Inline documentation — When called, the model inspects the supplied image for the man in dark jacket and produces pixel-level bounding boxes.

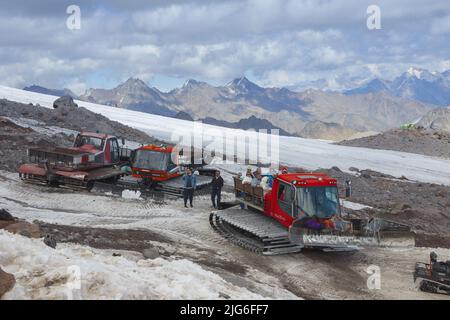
[183,168,197,208]
[211,170,224,209]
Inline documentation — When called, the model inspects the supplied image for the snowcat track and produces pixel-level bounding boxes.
[209,209,303,255]
[20,173,90,191]
[415,277,450,295]
[92,177,212,199]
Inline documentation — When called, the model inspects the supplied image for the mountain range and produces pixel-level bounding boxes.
[24,67,447,140]
[345,67,450,106]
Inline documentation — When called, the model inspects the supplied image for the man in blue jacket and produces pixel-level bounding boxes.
[183,168,197,208]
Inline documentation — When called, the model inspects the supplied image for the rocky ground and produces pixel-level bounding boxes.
[337,128,450,159]
[0,117,73,171]
[0,99,156,143]
[0,99,160,171]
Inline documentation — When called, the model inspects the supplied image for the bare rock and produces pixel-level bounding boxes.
[0,268,15,298]
[0,209,14,221]
[3,221,41,238]
[53,96,78,109]
[142,247,160,260]
[43,234,57,249]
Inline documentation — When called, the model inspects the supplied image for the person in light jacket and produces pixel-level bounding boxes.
[183,168,197,208]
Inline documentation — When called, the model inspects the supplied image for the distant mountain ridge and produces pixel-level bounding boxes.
[24,85,76,98]
[345,67,450,106]
[173,111,292,136]
[25,71,440,140]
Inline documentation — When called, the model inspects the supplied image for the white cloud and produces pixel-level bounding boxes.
[0,0,449,91]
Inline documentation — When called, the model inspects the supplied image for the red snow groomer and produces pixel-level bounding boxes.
[210,172,410,255]
[18,132,128,190]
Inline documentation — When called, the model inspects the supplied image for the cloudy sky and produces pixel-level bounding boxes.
[0,0,449,93]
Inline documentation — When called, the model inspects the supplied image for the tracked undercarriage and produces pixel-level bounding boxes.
[210,209,304,255]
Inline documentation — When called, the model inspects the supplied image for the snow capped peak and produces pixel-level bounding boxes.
[407,67,426,79]
[230,76,252,87]
[236,76,249,86]
[404,67,438,82]
[116,78,154,95]
[226,77,262,92]
[182,79,202,88]
[122,77,148,87]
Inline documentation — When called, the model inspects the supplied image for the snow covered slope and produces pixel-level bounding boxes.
[0,231,265,300]
[2,85,450,186]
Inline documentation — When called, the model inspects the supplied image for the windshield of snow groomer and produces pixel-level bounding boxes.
[296,186,340,219]
[132,150,170,171]
[75,136,104,150]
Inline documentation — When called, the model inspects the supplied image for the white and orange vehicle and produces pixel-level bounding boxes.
[125,144,214,196]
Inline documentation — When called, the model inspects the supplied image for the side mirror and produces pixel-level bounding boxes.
[121,137,126,145]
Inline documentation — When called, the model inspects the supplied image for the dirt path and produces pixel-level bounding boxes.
[1,170,449,300]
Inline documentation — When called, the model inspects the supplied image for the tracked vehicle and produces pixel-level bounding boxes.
[19,133,213,197]
[210,172,410,255]
[18,132,128,190]
[92,144,214,197]
[414,252,450,295]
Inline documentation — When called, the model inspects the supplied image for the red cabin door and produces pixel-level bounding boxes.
[272,181,296,227]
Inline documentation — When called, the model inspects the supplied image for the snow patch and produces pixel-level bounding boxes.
[121,189,142,200]
[5,116,78,137]
[342,200,372,211]
[0,231,265,300]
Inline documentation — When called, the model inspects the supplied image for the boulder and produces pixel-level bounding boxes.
[0,209,14,221]
[53,96,78,109]
[43,234,57,249]
[142,247,160,260]
[0,268,15,298]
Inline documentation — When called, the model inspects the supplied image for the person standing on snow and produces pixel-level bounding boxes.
[211,170,224,209]
[183,168,197,208]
